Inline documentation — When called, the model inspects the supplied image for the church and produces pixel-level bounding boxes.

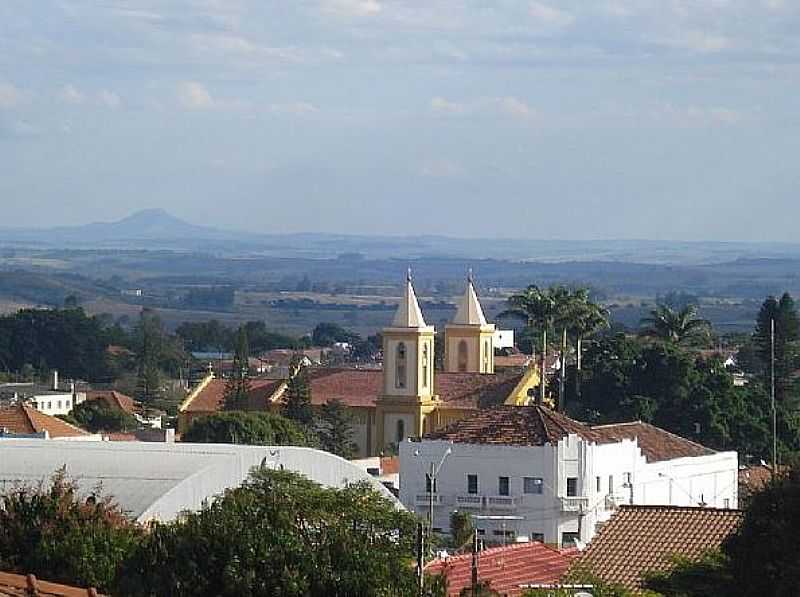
[179,274,541,457]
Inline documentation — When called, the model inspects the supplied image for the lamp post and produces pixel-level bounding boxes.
[413,446,452,592]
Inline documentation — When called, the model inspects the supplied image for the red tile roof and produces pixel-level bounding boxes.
[0,404,89,438]
[738,464,783,501]
[182,378,284,414]
[574,505,742,594]
[0,571,104,597]
[424,405,605,446]
[85,390,138,414]
[590,421,714,463]
[305,369,382,408]
[380,456,400,475]
[426,541,576,596]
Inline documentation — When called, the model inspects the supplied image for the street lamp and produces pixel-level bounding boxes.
[412,446,452,592]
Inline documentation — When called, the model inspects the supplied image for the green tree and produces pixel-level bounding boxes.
[723,466,800,596]
[134,309,164,403]
[500,285,559,405]
[283,364,315,427]
[753,292,800,402]
[311,322,359,347]
[0,470,141,593]
[318,399,357,459]
[183,412,316,446]
[643,551,734,597]
[66,400,139,433]
[115,468,420,597]
[224,325,252,410]
[639,303,711,345]
[449,511,474,550]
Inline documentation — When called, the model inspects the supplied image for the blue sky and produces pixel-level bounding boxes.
[1,0,798,241]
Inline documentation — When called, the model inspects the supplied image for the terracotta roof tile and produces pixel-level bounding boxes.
[424,405,605,446]
[426,541,576,596]
[305,369,382,407]
[0,404,89,438]
[182,378,284,414]
[590,421,714,463]
[0,571,104,597]
[85,390,138,414]
[738,464,784,501]
[574,505,742,594]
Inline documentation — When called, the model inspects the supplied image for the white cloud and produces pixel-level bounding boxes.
[177,81,214,109]
[267,102,319,116]
[58,84,85,104]
[0,82,22,108]
[658,104,745,126]
[98,90,122,108]
[663,30,732,52]
[420,158,464,178]
[322,0,381,17]
[430,96,536,121]
[528,2,575,27]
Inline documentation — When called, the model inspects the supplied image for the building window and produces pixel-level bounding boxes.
[422,343,429,388]
[498,476,510,496]
[523,477,543,495]
[531,532,544,543]
[493,529,515,538]
[458,340,468,372]
[66,400,70,409]
[396,419,405,444]
[467,474,478,494]
[57,400,62,409]
[395,342,407,389]
[477,528,486,536]
[596,476,601,493]
[483,339,489,370]
[561,532,580,547]
[566,477,578,497]
[724,498,730,509]
[608,475,614,494]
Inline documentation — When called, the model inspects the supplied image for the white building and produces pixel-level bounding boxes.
[0,441,402,523]
[399,405,737,548]
[0,372,86,417]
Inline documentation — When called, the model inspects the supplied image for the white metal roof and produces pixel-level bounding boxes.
[0,440,402,522]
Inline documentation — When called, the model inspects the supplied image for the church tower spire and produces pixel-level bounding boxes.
[375,271,438,452]
[445,271,496,373]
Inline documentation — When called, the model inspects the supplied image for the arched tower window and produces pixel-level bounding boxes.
[483,339,490,371]
[396,342,407,389]
[396,419,405,444]
[422,343,429,388]
[457,340,468,372]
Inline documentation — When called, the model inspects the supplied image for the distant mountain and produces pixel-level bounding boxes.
[1,209,250,244]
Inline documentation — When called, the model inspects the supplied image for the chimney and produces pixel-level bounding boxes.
[52,370,59,391]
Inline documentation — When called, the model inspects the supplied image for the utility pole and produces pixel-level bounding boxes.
[471,528,479,597]
[771,318,777,477]
[428,461,435,536]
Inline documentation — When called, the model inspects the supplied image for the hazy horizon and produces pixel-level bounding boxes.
[2,2,798,242]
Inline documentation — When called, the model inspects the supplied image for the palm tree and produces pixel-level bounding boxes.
[639,304,711,344]
[499,285,558,405]
[568,291,610,399]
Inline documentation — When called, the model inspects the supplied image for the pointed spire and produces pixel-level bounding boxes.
[392,270,427,328]
[452,272,488,326]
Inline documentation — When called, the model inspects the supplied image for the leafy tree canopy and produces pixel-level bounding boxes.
[183,411,317,447]
[65,399,140,433]
[116,468,420,597]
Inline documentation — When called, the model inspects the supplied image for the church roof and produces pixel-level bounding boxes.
[452,278,489,326]
[391,276,428,328]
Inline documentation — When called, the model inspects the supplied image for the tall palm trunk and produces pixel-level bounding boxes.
[575,335,583,399]
[558,328,567,412]
[540,328,547,405]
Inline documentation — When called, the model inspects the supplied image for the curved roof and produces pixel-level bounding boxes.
[0,440,402,523]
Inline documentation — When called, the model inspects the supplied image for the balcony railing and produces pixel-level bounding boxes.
[486,496,517,510]
[559,496,590,512]
[415,493,444,506]
[455,494,484,509]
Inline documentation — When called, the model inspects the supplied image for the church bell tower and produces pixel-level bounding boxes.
[375,271,438,451]
[444,272,496,374]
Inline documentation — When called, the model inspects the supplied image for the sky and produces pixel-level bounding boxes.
[1,0,799,241]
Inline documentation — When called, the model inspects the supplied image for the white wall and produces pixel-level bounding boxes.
[399,436,738,548]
